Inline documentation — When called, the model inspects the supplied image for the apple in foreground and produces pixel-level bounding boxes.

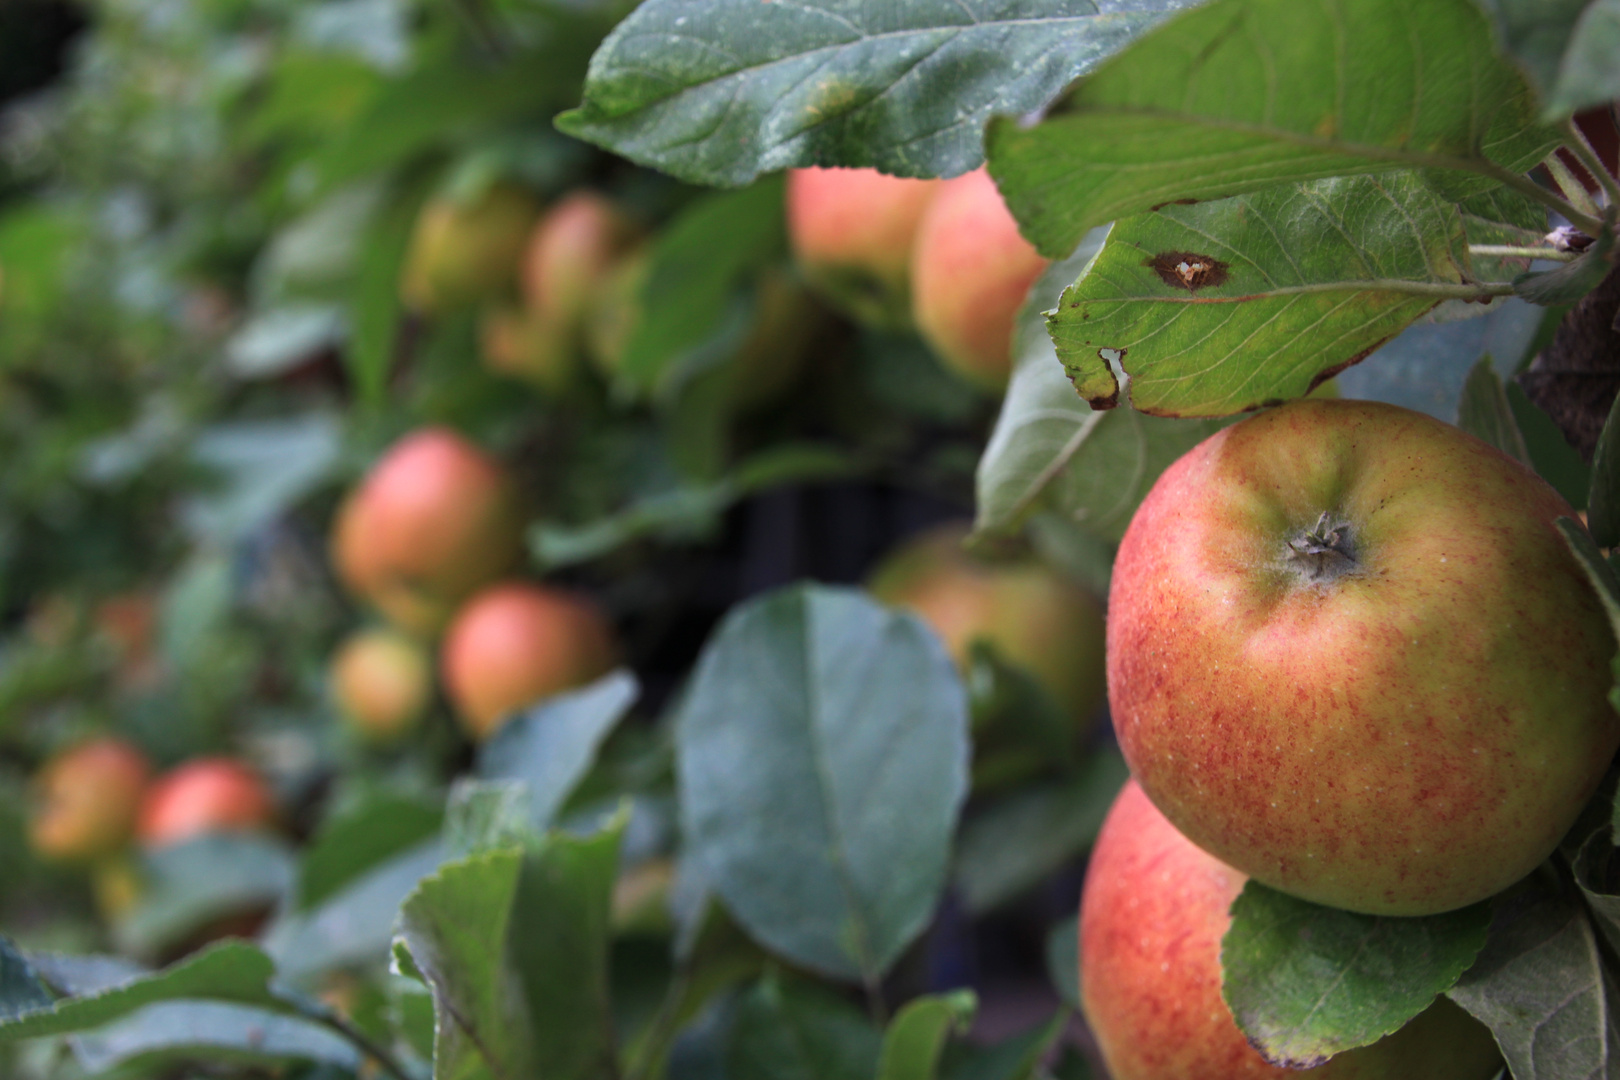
[441,582,617,740]
[137,758,276,848]
[1081,780,1502,1080]
[29,737,151,862]
[331,627,433,742]
[1109,398,1619,915]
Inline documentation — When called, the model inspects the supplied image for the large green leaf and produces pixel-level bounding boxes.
[556,0,1193,187]
[295,792,443,911]
[677,585,969,985]
[1221,883,1491,1065]
[69,1002,362,1075]
[1547,0,1620,117]
[987,0,1562,258]
[1050,174,1476,417]
[727,976,882,1080]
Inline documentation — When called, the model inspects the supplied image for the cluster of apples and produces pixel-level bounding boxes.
[328,427,616,744]
[786,166,1047,389]
[1080,399,1620,1078]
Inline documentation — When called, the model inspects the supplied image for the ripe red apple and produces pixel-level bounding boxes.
[1081,780,1502,1080]
[137,758,276,849]
[29,737,151,863]
[1109,398,1620,915]
[786,167,940,329]
[330,627,433,743]
[399,183,541,314]
[330,427,524,636]
[910,168,1047,390]
[868,523,1105,726]
[440,582,617,740]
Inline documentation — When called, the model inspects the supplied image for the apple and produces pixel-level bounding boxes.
[909,167,1047,391]
[479,304,576,392]
[521,190,640,334]
[786,167,939,329]
[136,757,275,849]
[29,737,151,863]
[440,581,617,741]
[399,182,541,314]
[1082,780,1502,1080]
[868,523,1105,726]
[330,427,524,636]
[1109,398,1620,916]
[330,627,432,743]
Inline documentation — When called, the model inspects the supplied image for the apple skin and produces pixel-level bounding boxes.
[868,523,1105,726]
[137,758,276,849]
[440,582,617,740]
[1082,780,1503,1080]
[29,738,151,863]
[1109,398,1620,916]
[331,428,524,637]
[399,183,542,314]
[331,627,433,743]
[786,167,940,329]
[909,168,1047,391]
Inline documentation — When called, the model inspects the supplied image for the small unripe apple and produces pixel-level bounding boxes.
[1110,399,1620,915]
[399,183,541,314]
[29,738,151,863]
[330,627,433,743]
[910,168,1047,390]
[440,582,617,741]
[330,427,524,637]
[868,524,1105,726]
[137,758,276,849]
[786,167,940,329]
[1082,780,1502,1080]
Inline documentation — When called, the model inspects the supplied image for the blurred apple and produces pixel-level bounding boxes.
[137,758,276,849]
[29,737,151,863]
[399,182,541,314]
[330,627,433,743]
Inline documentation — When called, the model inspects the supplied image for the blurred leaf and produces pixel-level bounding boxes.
[183,414,343,543]
[1050,174,1474,417]
[557,0,1191,186]
[254,182,387,304]
[987,0,1559,257]
[877,990,977,1080]
[964,641,1078,789]
[1044,918,1080,1010]
[1456,357,1533,466]
[0,205,86,350]
[1473,0,1591,105]
[444,780,540,857]
[0,941,281,1042]
[1592,394,1620,549]
[478,669,639,830]
[858,332,984,424]
[1220,883,1490,1065]
[727,976,882,1080]
[69,1001,361,1074]
[225,304,347,379]
[941,1010,1067,1080]
[0,941,53,1022]
[677,585,969,985]
[953,750,1126,915]
[347,172,435,405]
[1557,517,1620,640]
[1546,0,1620,117]
[976,240,1225,541]
[296,794,443,911]
[1511,381,1594,507]
[117,835,296,958]
[1447,874,1620,1079]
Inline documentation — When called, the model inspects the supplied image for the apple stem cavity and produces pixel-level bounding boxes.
[1288,511,1358,582]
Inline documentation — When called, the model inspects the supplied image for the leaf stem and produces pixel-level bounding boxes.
[1543,152,1603,221]
[1468,244,1580,263]
[1475,161,1606,236]
[1562,119,1620,209]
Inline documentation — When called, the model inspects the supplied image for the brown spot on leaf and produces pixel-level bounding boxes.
[1150,198,1200,211]
[1147,251,1230,292]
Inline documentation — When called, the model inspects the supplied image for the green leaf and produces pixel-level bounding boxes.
[877,990,977,1080]
[953,750,1127,915]
[69,1001,362,1074]
[1447,875,1620,1080]
[346,173,433,406]
[444,781,541,858]
[1547,0,1620,117]
[556,0,1193,187]
[677,585,969,985]
[727,976,882,1080]
[0,941,53,1022]
[1591,393,1620,549]
[1557,517,1620,641]
[1456,357,1533,465]
[975,241,1227,539]
[987,0,1560,258]
[1050,174,1475,417]
[478,669,639,829]
[1514,235,1616,306]
[1220,882,1490,1065]
[1473,0,1591,106]
[1044,918,1080,1010]
[941,1009,1067,1080]
[296,793,443,911]
[117,834,296,958]
[0,940,282,1042]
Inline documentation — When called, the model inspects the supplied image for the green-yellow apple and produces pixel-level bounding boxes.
[29,737,151,863]
[1082,780,1503,1080]
[399,183,541,314]
[1109,398,1620,915]
[909,168,1046,391]
[786,167,939,329]
[869,523,1105,727]
[440,582,617,741]
[137,758,275,848]
[330,427,524,637]
[330,627,432,743]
